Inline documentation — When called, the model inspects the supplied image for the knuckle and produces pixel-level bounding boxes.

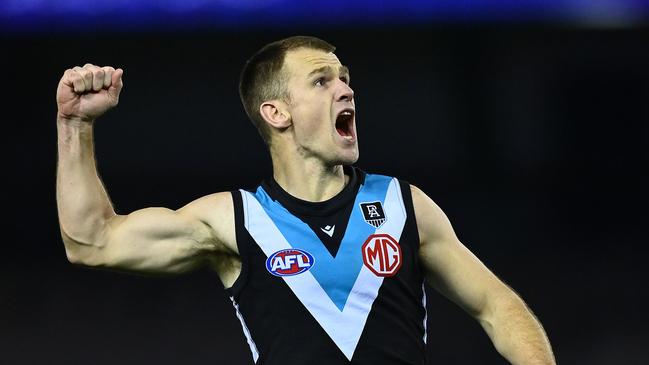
[69,71,82,81]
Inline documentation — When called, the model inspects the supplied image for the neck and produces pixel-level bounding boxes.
[271,148,348,203]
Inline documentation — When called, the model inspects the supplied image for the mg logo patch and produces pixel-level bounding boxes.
[361,234,402,277]
[359,201,386,228]
[266,249,315,277]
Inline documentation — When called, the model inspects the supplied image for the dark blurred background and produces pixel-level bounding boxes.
[1,1,648,364]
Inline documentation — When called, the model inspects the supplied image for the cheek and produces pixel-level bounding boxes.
[297,108,330,134]
[289,95,332,140]
[299,120,326,142]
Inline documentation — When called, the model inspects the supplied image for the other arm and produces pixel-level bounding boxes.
[411,185,555,364]
[56,64,234,275]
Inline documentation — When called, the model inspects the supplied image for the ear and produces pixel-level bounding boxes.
[260,100,292,129]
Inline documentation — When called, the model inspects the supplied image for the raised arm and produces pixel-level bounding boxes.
[55,64,236,276]
[411,185,555,365]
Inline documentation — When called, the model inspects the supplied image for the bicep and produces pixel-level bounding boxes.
[65,198,224,274]
[412,185,508,319]
[101,206,218,273]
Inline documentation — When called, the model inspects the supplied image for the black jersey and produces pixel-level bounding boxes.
[227,166,427,364]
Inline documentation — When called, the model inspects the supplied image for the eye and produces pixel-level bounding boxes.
[314,77,325,87]
[340,76,349,85]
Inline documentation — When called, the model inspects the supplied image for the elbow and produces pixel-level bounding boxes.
[64,246,106,267]
[60,231,107,268]
[61,231,82,265]
[62,243,100,267]
[65,247,81,265]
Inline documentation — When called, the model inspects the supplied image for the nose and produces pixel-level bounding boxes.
[335,79,354,102]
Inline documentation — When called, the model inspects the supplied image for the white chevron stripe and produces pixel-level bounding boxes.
[230,296,260,363]
[240,178,406,360]
[422,283,428,344]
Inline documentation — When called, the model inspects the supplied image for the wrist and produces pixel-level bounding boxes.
[57,112,95,127]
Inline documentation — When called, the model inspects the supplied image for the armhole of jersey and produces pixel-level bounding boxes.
[398,179,421,252]
[399,179,428,346]
[226,190,249,300]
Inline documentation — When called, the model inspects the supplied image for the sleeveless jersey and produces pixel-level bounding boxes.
[227,166,427,364]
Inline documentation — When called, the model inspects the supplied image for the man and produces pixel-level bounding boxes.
[56,36,555,364]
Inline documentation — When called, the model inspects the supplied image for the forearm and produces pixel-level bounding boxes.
[56,116,116,248]
[479,291,555,365]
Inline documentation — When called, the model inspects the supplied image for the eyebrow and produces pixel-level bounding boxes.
[308,65,350,80]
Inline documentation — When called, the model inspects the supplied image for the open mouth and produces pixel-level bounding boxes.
[335,108,355,140]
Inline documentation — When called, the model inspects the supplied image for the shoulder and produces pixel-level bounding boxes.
[178,191,237,253]
[409,184,458,246]
[409,184,428,205]
[409,184,441,215]
[179,191,234,217]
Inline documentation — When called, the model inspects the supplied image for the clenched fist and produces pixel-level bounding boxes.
[56,64,124,122]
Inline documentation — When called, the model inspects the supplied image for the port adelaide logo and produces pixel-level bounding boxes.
[266,249,315,277]
[362,234,402,277]
[359,201,387,228]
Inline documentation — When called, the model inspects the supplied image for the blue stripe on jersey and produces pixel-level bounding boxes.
[253,174,393,311]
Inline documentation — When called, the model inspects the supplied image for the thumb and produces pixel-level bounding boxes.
[108,68,124,103]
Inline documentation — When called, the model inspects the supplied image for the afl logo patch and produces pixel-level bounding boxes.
[266,249,315,277]
[361,234,402,277]
[359,201,386,228]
